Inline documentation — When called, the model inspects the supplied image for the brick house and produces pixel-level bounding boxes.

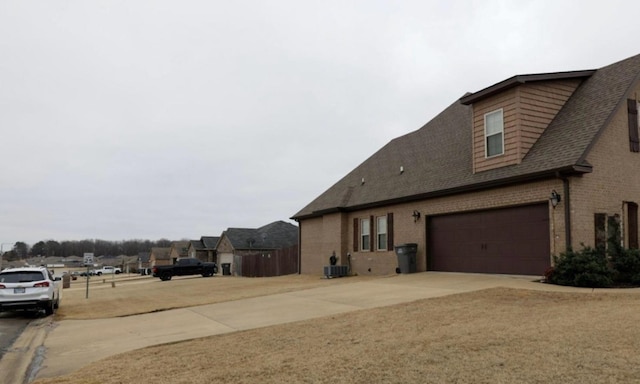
[292,53,640,277]
[188,236,220,263]
[149,247,171,268]
[216,221,298,276]
[169,241,190,264]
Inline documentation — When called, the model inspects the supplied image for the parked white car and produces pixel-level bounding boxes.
[94,266,122,276]
[0,266,62,315]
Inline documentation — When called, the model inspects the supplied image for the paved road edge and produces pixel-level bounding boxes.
[0,317,50,384]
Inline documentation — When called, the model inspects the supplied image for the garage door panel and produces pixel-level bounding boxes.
[428,203,550,275]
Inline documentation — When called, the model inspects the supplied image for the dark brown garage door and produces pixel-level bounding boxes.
[428,203,550,275]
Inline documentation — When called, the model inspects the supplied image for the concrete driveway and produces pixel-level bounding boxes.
[1,272,600,383]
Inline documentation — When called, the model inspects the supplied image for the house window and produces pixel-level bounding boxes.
[377,216,387,250]
[484,109,504,157]
[360,218,370,251]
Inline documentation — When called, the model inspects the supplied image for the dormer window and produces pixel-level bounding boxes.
[484,109,504,157]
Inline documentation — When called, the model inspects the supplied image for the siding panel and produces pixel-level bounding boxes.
[473,79,581,173]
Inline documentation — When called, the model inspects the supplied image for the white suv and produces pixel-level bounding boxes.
[0,266,62,316]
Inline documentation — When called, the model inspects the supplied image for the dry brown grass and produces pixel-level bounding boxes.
[34,275,640,384]
[56,274,367,320]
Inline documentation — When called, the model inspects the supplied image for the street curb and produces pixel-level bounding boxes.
[0,317,49,384]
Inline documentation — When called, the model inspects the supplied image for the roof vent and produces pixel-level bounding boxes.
[400,166,404,174]
[361,177,365,185]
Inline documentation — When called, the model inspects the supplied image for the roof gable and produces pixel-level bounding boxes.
[138,252,150,263]
[201,236,220,249]
[530,53,640,167]
[150,247,171,260]
[190,240,205,251]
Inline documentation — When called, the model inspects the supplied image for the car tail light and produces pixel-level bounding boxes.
[34,281,50,288]
[0,284,5,289]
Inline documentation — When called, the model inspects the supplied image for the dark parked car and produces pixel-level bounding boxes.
[152,258,218,281]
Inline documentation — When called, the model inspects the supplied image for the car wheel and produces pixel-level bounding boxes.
[45,301,55,316]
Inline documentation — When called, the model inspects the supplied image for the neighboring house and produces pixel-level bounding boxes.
[292,53,640,277]
[149,247,171,268]
[138,252,150,270]
[187,236,220,263]
[188,240,206,261]
[169,241,190,264]
[216,221,299,276]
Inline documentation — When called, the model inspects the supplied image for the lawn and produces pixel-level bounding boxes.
[34,274,640,384]
[54,273,365,320]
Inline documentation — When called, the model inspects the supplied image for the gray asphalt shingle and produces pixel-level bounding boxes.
[293,53,640,219]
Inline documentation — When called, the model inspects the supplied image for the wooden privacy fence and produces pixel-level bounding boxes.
[239,246,299,277]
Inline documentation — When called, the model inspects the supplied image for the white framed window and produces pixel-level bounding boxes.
[360,218,370,251]
[484,109,504,157]
[377,216,387,250]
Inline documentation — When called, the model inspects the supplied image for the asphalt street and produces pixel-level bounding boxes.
[0,311,41,361]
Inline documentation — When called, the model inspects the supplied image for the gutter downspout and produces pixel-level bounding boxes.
[563,177,572,251]
[296,220,302,274]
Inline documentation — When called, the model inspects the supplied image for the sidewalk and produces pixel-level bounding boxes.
[23,272,614,381]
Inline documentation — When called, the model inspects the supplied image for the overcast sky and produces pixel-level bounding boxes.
[1,1,639,246]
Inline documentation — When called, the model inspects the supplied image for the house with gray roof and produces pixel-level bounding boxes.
[137,252,150,271]
[188,236,220,263]
[217,221,299,276]
[292,53,640,277]
[169,241,190,264]
[149,247,171,268]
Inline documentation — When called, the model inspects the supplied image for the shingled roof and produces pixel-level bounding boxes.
[223,221,298,250]
[150,247,171,261]
[190,236,220,251]
[201,236,220,249]
[293,53,640,219]
[190,240,206,251]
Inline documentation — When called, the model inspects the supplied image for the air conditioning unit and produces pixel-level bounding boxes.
[323,265,348,278]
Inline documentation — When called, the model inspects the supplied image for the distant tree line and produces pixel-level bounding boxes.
[2,239,176,261]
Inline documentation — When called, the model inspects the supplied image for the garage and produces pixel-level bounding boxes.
[427,203,551,275]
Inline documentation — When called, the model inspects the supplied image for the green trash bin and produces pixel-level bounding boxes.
[395,243,417,274]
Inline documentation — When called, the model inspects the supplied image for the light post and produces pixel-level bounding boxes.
[0,243,13,271]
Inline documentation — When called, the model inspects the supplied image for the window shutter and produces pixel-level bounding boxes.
[369,215,374,252]
[387,212,394,251]
[353,218,358,252]
[629,203,638,249]
[594,213,607,250]
[628,99,639,152]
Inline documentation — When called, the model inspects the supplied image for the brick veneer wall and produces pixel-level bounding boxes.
[300,179,563,276]
[299,82,640,276]
[570,82,640,249]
